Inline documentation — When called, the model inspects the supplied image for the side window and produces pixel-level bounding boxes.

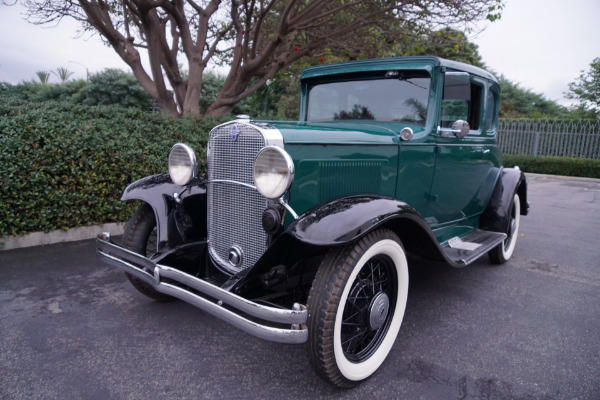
[441,72,482,131]
[484,88,498,133]
[468,83,482,131]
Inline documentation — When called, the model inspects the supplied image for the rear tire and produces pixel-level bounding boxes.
[489,193,521,264]
[121,203,175,302]
[306,229,409,388]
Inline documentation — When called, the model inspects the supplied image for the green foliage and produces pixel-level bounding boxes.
[243,27,488,120]
[0,80,87,103]
[74,69,152,110]
[53,67,75,83]
[486,0,505,22]
[0,81,46,101]
[503,155,600,179]
[35,71,51,84]
[243,72,300,120]
[393,28,486,68]
[565,57,600,118]
[1,68,153,111]
[198,72,225,115]
[35,80,87,103]
[198,72,252,116]
[0,97,228,236]
[498,76,568,119]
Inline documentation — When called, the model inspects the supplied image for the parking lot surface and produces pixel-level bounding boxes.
[1,174,599,399]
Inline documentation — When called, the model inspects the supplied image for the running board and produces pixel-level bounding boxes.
[443,230,507,266]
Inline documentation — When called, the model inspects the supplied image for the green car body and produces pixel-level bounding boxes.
[96,56,528,388]
[277,57,506,243]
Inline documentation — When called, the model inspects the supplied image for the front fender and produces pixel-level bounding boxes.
[121,174,207,251]
[224,195,444,292]
[286,196,424,246]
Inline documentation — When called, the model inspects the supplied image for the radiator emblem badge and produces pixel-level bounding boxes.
[231,124,239,141]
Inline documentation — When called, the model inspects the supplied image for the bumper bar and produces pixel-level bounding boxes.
[96,234,307,344]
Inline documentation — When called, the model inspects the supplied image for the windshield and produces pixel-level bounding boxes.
[306,71,431,125]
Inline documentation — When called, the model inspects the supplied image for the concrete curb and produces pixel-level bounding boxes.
[1,223,125,251]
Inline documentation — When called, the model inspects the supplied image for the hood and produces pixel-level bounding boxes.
[267,121,424,145]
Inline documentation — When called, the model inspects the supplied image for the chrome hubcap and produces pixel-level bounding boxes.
[368,292,390,330]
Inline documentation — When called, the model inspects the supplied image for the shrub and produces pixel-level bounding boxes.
[1,68,152,111]
[503,154,600,179]
[73,69,153,110]
[0,97,228,236]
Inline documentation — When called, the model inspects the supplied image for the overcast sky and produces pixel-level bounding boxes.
[1,0,599,107]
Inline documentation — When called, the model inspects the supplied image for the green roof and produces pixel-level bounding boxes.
[300,56,497,83]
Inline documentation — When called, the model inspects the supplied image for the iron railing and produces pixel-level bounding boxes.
[497,119,600,159]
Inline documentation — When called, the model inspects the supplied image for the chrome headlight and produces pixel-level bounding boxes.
[253,146,294,199]
[168,143,197,186]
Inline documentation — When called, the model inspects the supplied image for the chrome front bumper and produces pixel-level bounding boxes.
[96,233,307,344]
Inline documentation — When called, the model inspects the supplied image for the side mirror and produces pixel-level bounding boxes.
[451,120,470,138]
[436,120,470,138]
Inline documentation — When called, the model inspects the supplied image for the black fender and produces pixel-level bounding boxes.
[286,196,428,245]
[225,195,447,292]
[480,167,529,234]
[121,174,207,251]
[284,195,450,263]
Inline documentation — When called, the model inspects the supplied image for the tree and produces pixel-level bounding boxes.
[22,0,504,118]
[497,76,567,118]
[246,27,487,120]
[565,57,600,117]
[53,67,75,83]
[35,70,51,84]
[392,28,485,68]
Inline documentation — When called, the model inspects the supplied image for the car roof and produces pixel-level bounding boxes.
[300,56,497,83]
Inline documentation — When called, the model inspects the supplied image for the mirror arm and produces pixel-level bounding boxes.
[435,120,470,139]
[436,126,461,137]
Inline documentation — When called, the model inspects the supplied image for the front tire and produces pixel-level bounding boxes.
[489,193,521,264]
[121,203,174,302]
[306,229,409,388]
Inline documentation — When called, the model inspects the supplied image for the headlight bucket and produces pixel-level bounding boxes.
[253,146,294,199]
[168,143,197,186]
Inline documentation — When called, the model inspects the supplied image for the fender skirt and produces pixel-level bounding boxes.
[121,174,207,252]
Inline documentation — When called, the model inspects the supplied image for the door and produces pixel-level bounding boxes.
[428,74,500,240]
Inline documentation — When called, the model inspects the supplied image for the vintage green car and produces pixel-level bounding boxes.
[97,56,528,387]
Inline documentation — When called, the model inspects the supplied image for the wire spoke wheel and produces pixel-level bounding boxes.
[306,229,409,388]
[341,255,397,362]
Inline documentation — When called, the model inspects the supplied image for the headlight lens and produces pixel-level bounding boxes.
[168,143,197,186]
[253,146,294,199]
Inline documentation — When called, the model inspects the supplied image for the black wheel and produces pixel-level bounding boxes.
[306,229,409,388]
[121,203,175,302]
[489,193,521,264]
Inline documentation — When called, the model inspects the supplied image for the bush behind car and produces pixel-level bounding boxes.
[0,98,227,236]
[503,154,600,179]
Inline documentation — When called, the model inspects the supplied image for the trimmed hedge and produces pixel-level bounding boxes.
[0,98,228,236]
[503,154,600,179]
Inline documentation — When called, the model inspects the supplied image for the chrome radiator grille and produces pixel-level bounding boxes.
[207,123,268,274]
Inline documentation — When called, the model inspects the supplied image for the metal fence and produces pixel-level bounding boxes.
[497,119,600,159]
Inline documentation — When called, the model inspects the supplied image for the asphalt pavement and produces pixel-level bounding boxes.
[1,174,599,399]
